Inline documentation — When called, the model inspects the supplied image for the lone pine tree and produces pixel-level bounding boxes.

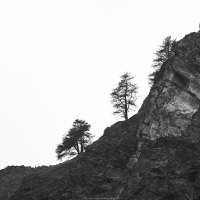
[56,119,94,160]
[111,72,138,120]
[149,36,176,85]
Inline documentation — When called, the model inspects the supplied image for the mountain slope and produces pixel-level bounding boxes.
[11,31,200,200]
[0,165,47,200]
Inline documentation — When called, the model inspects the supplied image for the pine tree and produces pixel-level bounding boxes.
[111,72,138,120]
[56,119,93,160]
[149,36,176,85]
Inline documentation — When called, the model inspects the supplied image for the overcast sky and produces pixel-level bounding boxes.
[0,0,200,169]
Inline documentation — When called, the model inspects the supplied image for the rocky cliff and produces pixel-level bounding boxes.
[11,31,200,200]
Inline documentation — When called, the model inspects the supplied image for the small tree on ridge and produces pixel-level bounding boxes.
[110,72,138,120]
[56,119,93,160]
[149,36,176,85]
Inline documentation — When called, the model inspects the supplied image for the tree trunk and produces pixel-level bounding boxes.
[74,142,80,154]
[124,81,128,120]
[80,136,84,153]
[124,107,128,120]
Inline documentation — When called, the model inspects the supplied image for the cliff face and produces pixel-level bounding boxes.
[11,31,200,200]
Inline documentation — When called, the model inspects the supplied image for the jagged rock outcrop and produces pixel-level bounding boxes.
[11,31,200,200]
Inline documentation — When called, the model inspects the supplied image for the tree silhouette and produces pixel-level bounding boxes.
[110,72,138,120]
[149,36,176,85]
[56,119,93,160]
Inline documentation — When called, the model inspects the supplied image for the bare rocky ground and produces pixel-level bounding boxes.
[0,165,47,200]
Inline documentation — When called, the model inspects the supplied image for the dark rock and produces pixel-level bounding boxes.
[0,165,48,200]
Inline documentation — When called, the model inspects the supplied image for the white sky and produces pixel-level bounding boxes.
[0,0,199,169]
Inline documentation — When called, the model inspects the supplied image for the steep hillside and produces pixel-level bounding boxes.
[0,165,47,200]
[11,31,200,200]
